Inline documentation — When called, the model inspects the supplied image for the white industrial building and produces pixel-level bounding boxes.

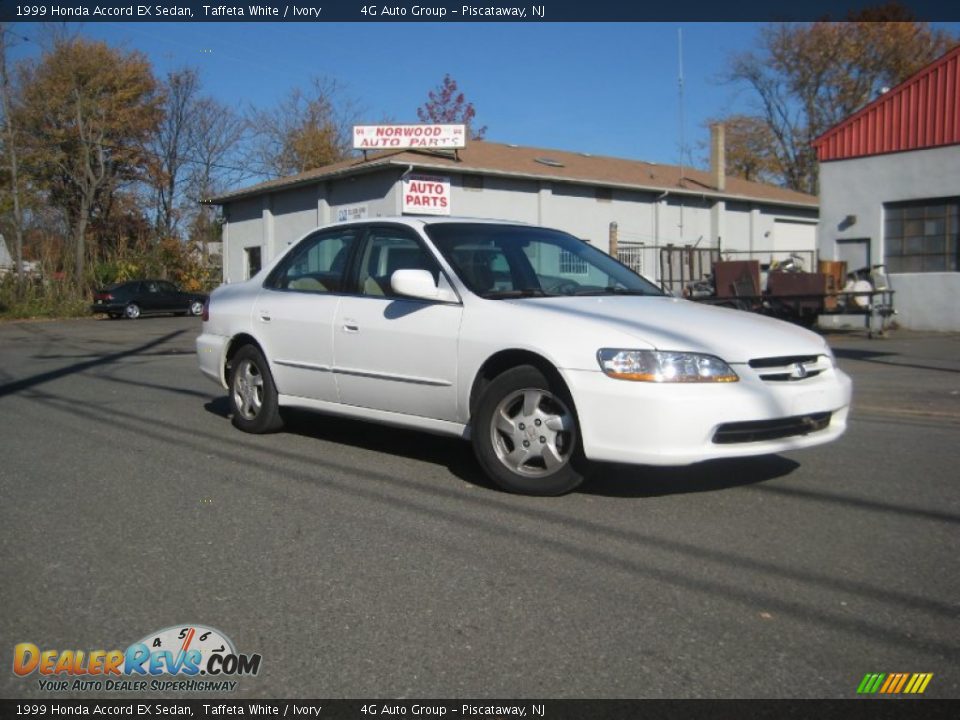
[208,129,818,287]
[813,45,960,332]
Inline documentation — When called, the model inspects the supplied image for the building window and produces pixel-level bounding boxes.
[884,199,959,273]
[595,187,613,203]
[559,249,589,276]
[245,247,262,279]
[462,174,484,191]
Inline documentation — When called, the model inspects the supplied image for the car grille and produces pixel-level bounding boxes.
[713,412,832,444]
[748,355,825,382]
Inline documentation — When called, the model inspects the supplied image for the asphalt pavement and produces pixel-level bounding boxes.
[0,316,957,699]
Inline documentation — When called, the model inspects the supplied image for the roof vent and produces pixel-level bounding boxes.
[534,157,565,168]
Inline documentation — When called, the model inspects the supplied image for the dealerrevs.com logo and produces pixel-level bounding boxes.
[13,625,261,692]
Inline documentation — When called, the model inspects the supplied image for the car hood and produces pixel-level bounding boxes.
[505,295,829,363]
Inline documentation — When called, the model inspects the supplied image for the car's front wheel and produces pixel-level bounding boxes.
[229,345,284,434]
[473,365,588,495]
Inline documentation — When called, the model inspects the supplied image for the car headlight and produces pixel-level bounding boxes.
[822,345,837,368]
[597,349,739,383]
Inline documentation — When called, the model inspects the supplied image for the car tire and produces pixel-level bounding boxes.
[190,300,204,316]
[124,303,141,320]
[473,365,588,495]
[229,345,284,434]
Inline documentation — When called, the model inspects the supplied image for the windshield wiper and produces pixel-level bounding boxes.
[481,288,549,299]
[573,287,650,296]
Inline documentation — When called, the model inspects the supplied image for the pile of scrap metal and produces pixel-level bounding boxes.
[683,257,895,337]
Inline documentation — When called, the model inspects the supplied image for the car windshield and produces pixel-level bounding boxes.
[425,223,662,299]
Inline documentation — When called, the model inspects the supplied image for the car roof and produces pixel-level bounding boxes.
[328,216,534,230]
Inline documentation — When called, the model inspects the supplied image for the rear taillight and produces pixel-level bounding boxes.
[95,292,113,301]
[201,299,209,322]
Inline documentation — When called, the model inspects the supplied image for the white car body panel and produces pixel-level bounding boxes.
[332,295,462,420]
[252,287,340,402]
[198,217,852,469]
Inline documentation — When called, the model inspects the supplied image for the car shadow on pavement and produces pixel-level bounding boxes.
[583,455,800,498]
[203,398,797,497]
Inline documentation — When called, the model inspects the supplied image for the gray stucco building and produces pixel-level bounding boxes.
[208,136,818,288]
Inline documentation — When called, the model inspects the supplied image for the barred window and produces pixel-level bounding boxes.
[884,199,959,273]
[559,249,589,275]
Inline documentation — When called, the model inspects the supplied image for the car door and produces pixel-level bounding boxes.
[154,280,183,312]
[333,225,462,421]
[253,227,359,402]
[139,281,165,313]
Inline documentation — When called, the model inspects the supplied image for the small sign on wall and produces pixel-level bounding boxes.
[336,204,369,223]
[402,174,451,216]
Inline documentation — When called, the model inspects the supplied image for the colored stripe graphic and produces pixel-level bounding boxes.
[858,673,932,694]
[857,673,885,694]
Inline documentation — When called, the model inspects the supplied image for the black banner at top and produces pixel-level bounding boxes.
[2,699,960,720]
[2,0,960,22]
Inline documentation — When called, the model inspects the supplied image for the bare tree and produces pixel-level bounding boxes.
[150,67,201,240]
[245,77,360,177]
[184,96,245,261]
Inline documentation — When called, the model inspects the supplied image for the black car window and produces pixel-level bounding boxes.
[146,282,160,294]
[426,223,663,298]
[265,228,358,294]
[157,281,178,293]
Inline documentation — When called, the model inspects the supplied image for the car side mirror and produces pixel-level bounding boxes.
[391,269,456,303]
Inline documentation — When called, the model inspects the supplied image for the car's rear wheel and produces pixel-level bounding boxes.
[229,345,283,434]
[124,303,141,320]
[190,300,204,316]
[473,365,588,495]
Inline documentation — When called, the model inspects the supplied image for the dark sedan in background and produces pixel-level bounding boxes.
[91,280,207,319]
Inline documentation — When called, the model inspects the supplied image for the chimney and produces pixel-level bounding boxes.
[710,123,726,192]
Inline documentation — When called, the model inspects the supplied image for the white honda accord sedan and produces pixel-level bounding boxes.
[197,218,851,495]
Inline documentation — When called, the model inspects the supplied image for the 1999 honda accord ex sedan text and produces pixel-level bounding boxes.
[197,218,852,495]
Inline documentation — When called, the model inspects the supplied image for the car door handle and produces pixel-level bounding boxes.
[343,320,359,333]
[259,311,271,322]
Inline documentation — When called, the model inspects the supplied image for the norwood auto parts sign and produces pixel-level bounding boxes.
[354,124,466,149]
[402,175,451,216]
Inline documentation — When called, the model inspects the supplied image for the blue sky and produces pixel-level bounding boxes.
[8,21,960,170]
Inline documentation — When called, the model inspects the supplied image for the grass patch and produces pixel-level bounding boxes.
[0,277,90,320]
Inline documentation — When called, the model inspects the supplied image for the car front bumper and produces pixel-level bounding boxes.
[562,365,852,466]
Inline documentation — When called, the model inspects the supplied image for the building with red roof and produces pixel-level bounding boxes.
[812,44,960,331]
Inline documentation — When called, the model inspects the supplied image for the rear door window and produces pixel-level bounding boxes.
[266,228,358,294]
